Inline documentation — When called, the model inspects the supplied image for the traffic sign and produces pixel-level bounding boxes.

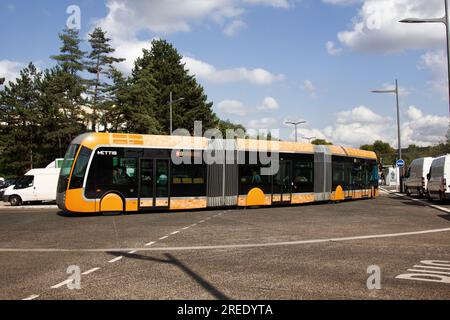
[396,159,405,168]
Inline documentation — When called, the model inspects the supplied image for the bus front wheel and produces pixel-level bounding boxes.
[9,196,22,207]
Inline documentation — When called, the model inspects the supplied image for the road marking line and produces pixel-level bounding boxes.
[51,279,72,289]
[159,236,169,240]
[3,227,450,253]
[108,256,123,263]
[408,269,450,275]
[128,250,138,254]
[190,224,197,227]
[199,220,205,223]
[23,295,39,300]
[171,231,180,235]
[380,187,450,214]
[182,227,190,230]
[82,267,100,275]
[145,241,156,247]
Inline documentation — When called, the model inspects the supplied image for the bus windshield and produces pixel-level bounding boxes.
[57,144,80,193]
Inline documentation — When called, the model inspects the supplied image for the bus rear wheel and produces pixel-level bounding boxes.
[9,196,22,207]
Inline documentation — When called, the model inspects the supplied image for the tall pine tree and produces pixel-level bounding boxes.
[86,28,125,131]
[0,63,43,175]
[133,39,218,134]
[50,27,87,135]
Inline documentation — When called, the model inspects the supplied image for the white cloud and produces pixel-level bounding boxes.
[325,41,343,56]
[94,0,289,79]
[419,50,448,100]
[96,0,294,39]
[336,105,389,124]
[320,105,447,147]
[302,80,317,97]
[183,56,284,85]
[224,19,247,36]
[0,60,23,86]
[402,106,449,146]
[218,99,248,116]
[218,96,280,116]
[258,97,280,111]
[333,0,445,53]
[247,117,280,130]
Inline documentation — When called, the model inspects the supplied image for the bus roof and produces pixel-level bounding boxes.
[74,132,377,160]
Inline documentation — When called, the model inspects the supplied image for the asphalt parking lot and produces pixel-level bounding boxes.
[0,191,449,300]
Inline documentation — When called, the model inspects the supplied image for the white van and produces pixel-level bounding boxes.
[427,155,450,202]
[404,157,434,197]
[2,168,60,206]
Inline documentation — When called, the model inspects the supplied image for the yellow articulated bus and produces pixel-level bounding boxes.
[56,133,379,214]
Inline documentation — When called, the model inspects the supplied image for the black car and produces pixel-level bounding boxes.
[0,178,18,199]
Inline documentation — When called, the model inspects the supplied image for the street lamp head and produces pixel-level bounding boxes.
[372,90,395,94]
[399,17,446,24]
[285,120,307,126]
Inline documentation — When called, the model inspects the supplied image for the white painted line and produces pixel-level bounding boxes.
[171,231,180,235]
[381,188,450,214]
[108,256,123,263]
[190,224,197,227]
[145,241,156,247]
[82,267,101,276]
[128,250,138,254]
[182,226,190,230]
[3,227,450,253]
[199,220,205,223]
[159,236,169,240]
[23,295,39,300]
[408,269,450,275]
[51,279,72,289]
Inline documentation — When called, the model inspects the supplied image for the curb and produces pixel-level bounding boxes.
[0,205,58,211]
[380,187,450,215]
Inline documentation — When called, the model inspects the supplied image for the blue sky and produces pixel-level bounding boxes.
[1,0,448,147]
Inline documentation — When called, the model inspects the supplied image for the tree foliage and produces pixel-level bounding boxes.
[0,31,245,177]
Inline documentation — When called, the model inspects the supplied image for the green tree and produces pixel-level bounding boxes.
[217,119,246,137]
[51,28,86,75]
[311,139,332,146]
[86,28,125,131]
[0,63,43,176]
[38,67,87,159]
[361,140,396,166]
[133,39,218,134]
[110,67,160,134]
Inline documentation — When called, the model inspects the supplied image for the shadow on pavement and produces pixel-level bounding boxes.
[107,251,230,300]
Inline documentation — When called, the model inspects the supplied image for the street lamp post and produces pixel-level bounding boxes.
[169,92,185,135]
[372,80,402,191]
[400,0,450,117]
[285,120,307,143]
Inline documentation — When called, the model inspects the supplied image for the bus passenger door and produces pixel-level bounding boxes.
[155,159,170,208]
[139,159,154,209]
[139,159,170,210]
[273,160,292,204]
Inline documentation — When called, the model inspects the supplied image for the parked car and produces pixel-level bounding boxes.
[0,178,17,198]
[404,157,434,197]
[427,155,450,202]
[2,169,60,206]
